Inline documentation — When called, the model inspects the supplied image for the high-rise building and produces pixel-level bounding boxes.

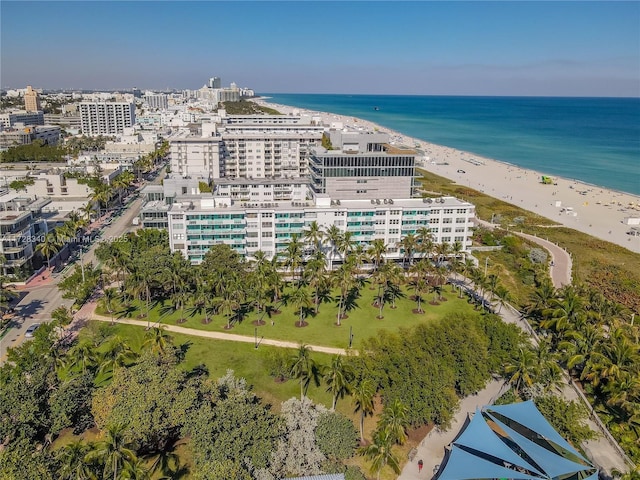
[144,94,168,110]
[79,102,135,135]
[24,86,41,112]
[168,116,323,180]
[208,77,221,89]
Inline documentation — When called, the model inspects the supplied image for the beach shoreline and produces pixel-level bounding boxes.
[255,98,640,254]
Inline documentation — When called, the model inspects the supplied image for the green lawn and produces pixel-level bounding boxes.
[98,322,338,410]
[101,283,478,349]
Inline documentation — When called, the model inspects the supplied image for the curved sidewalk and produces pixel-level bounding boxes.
[515,231,572,288]
[72,301,353,356]
[476,219,572,288]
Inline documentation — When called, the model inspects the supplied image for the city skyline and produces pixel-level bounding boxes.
[1,1,639,97]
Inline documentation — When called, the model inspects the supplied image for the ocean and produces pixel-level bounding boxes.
[263,94,640,196]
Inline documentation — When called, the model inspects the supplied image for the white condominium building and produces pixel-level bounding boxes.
[144,94,168,111]
[79,102,135,135]
[166,192,474,264]
[169,129,223,179]
[168,115,323,180]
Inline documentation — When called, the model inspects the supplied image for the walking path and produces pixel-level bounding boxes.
[70,300,353,356]
[398,235,628,480]
[399,380,508,480]
[476,219,572,288]
[515,231,573,287]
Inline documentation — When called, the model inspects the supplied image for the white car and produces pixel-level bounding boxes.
[25,323,41,338]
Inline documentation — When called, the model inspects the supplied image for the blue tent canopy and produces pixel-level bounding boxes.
[485,400,588,463]
[435,401,598,480]
[454,410,544,476]
[436,445,545,480]
[487,413,593,479]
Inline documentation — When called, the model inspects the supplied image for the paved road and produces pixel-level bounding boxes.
[0,283,73,361]
[0,191,145,364]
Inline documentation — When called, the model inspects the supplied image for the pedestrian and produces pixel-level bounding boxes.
[418,459,423,473]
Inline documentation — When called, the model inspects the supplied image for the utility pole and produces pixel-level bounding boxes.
[484,257,489,277]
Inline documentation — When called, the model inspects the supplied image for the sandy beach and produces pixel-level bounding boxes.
[256,99,640,254]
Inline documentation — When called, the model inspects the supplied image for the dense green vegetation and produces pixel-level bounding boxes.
[8,177,35,191]
[417,168,640,463]
[0,140,67,163]
[222,100,281,115]
[417,169,640,312]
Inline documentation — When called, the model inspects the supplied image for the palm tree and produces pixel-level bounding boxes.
[504,347,537,393]
[283,233,304,284]
[367,239,387,272]
[290,286,312,327]
[81,201,95,225]
[86,424,137,480]
[303,220,324,254]
[533,339,563,392]
[304,250,329,315]
[120,458,150,480]
[434,241,451,265]
[91,184,113,219]
[143,326,172,354]
[408,277,427,313]
[332,259,357,325]
[147,449,182,480]
[102,287,119,326]
[494,285,512,313]
[338,231,356,263]
[379,398,409,445]
[66,339,98,374]
[416,226,434,260]
[56,440,92,480]
[525,278,557,324]
[188,285,217,325]
[398,233,417,267]
[160,290,189,324]
[99,335,137,375]
[352,378,376,442]
[359,429,401,480]
[35,231,60,269]
[290,344,321,400]
[541,286,585,337]
[323,355,353,410]
[324,225,343,270]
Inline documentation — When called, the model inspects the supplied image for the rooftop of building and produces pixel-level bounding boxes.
[166,194,472,214]
[214,177,311,186]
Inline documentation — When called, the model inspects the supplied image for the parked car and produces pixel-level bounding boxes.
[25,323,41,338]
[457,169,466,173]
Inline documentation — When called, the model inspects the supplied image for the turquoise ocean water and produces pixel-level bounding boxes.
[264,94,640,195]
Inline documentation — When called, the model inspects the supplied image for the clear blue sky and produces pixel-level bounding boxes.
[2,1,639,96]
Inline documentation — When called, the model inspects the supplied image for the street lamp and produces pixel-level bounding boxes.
[348,326,354,349]
[80,244,85,283]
